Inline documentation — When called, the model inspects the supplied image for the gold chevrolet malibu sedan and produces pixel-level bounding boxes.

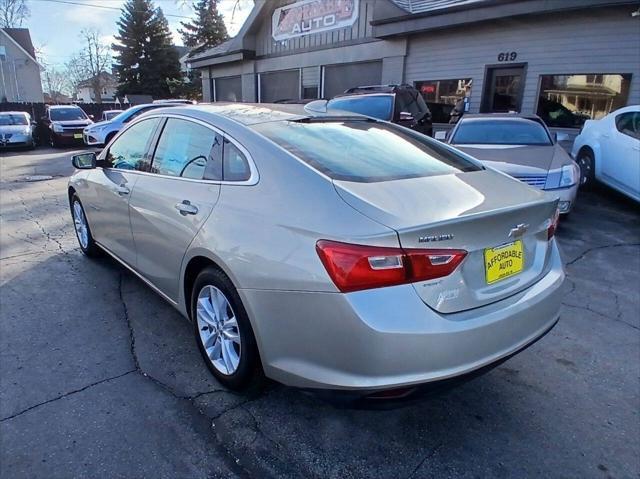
[68,103,564,399]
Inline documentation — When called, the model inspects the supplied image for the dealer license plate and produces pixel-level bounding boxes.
[484,240,524,284]
[74,133,83,139]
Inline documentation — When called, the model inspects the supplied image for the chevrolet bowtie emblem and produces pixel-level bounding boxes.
[509,223,529,237]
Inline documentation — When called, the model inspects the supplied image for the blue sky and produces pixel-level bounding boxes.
[26,0,252,70]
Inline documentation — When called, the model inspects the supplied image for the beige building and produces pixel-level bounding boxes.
[0,28,44,103]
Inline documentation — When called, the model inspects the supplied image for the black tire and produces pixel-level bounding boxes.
[49,132,59,149]
[191,267,263,391]
[70,194,101,257]
[577,149,595,187]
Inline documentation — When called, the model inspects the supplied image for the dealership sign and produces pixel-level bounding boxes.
[272,0,359,41]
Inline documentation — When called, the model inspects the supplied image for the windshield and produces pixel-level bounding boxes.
[253,119,481,183]
[327,96,394,121]
[50,108,88,122]
[452,118,552,145]
[0,113,28,126]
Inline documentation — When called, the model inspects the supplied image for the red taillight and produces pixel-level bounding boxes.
[316,240,467,293]
[547,209,560,240]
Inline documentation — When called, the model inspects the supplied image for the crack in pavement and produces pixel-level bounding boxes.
[562,302,639,331]
[407,442,444,479]
[564,242,640,267]
[0,369,137,422]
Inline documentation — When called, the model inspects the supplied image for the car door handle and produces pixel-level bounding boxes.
[175,200,198,216]
[116,185,130,195]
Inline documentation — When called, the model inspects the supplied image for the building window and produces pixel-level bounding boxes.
[536,74,632,128]
[414,79,472,123]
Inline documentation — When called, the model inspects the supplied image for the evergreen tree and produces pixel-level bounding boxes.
[179,0,228,49]
[113,0,181,98]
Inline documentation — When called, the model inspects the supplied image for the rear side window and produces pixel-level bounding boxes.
[328,96,393,121]
[615,112,640,140]
[105,117,161,170]
[223,139,251,181]
[253,119,480,183]
[151,118,218,179]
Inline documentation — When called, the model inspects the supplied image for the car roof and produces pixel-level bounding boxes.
[48,104,83,110]
[0,111,28,115]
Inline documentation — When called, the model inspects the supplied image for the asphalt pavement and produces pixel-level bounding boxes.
[1,147,638,478]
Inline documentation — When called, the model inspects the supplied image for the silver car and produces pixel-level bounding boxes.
[0,111,35,149]
[68,104,564,396]
[438,114,580,214]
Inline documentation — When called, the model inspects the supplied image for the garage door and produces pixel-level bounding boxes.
[322,61,383,98]
[214,76,242,102]
[259,70,300,103]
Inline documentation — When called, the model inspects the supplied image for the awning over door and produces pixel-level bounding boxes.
[323,61,383,98]
[259,70,300,102]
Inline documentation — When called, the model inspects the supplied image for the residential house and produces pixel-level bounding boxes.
[0,28,44,103]
[75,71,118,103]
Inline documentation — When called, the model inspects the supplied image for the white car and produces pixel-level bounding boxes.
[83,103,176,146]
[572,105,640,202]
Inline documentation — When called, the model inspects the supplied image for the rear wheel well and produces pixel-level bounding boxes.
[68,186,77,206]
[184,256,224,320]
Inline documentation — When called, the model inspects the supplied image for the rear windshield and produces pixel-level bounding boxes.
[327,96,393,121]
[452,118,552,145]
[0,113,28,125]
[50,108,87,122]
[253,119,481,183]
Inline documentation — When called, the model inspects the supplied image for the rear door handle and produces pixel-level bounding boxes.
[175,200,198,216]
[116,185,130,195]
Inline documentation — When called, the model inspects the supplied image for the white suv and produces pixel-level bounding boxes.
[83,103,176,146]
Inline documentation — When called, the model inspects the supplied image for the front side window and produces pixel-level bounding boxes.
[104,118,161,170]
[151,118,219,179]
[328,95,394,121]
[253,119,480,183]
[615,112,640,140]
[537,74,632,128]
[49,107,88,121]
[452,118,552,146]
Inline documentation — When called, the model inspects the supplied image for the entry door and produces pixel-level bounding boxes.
[482,66,525,113]
[88,117,162,267]
[128,118,222,301]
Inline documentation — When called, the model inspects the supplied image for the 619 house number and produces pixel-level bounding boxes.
[497,52,518,62]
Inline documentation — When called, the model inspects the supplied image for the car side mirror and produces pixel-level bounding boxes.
[554,132,569,143]
[88,114,95,120]
[72,152,97,169]
[434,130,448,141]
[399,111,414,122]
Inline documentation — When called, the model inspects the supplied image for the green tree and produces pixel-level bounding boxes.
[179,0,228,49]
[113,0,181,99]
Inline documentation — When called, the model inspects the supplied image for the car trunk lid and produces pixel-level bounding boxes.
[333,169,558,313]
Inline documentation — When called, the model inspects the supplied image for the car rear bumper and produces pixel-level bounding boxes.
[240,239,564,391]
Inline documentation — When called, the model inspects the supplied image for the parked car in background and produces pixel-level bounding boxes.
[100,110,123,122]
[327,84,433,137]
[69,103,563,396]
[438,114,580,214]
[39,105,93,148]
[537,98,590,129]
[0,111,35,149]
[83,103,178,147]
[572,105,640,202]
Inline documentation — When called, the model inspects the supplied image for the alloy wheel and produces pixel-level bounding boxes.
[196,285,241,375]
[72,201,89,249]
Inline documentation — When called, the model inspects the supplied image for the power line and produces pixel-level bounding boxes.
[30,0,194,19]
